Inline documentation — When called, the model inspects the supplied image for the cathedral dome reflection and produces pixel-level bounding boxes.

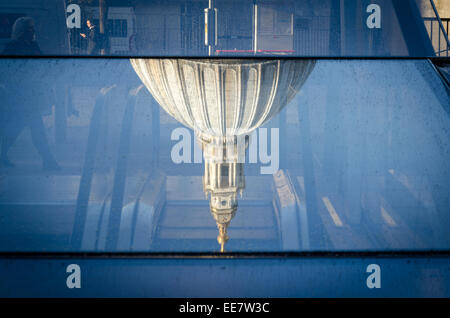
[130,58,315,252]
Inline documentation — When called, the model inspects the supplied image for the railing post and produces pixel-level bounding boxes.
[429,0,450,55]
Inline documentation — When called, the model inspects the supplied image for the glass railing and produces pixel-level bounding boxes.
[1,1,449,299]
[0,58,449,253]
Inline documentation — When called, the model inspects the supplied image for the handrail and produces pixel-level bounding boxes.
[429,0,450,52]
[70,85,116,250]
[105,85,143,250]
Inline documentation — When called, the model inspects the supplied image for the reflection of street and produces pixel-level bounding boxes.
[0,0,440,57]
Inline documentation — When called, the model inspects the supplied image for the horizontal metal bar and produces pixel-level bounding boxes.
[0,250,449,259]
[0,56,449,60]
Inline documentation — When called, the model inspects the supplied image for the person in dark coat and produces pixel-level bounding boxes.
[2,16,42,55]
[80,19,101,55]
[0,17,60,170]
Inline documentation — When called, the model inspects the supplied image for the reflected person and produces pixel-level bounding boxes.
[0,17,60,170]
[80,18,101,55]
[2,16,41,55]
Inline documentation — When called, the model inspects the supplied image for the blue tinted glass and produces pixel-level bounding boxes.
[0,0,447,57]
[0,58,449,252]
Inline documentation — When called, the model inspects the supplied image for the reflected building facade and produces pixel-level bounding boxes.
[131,58,315,251]
[0,0,437,57]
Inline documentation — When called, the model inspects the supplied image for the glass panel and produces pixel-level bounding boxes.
[0,58,449,253]
[0,0,440,57]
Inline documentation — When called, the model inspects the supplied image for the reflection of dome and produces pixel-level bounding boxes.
[130,58,315,252]
[130,59,315,137]
[202,135,246,252]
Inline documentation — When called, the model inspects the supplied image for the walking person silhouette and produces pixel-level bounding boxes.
[0,17,60,170]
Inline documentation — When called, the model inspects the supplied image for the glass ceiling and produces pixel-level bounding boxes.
[0,58,449,253]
